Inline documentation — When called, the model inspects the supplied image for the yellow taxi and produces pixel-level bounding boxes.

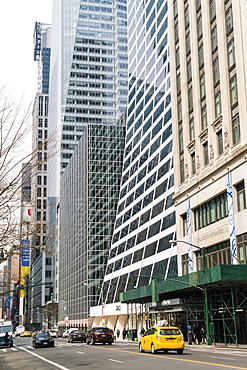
[139,326,184,354]
[20,331,32,337]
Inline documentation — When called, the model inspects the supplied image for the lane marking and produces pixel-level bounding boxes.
[210,356,235,361]
[77,351,85,354]
[2,349,7,352]
[109,359,123,363]
[19,346,70,370]
[11,348,17,351]
[86,346,247,369]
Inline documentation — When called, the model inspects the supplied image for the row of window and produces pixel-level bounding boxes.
[103,255,177,303]
[182,181,246,234]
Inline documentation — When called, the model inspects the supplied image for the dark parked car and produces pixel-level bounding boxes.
[68,330,87,343]
[32,331,55,348]
[86,327,114,345]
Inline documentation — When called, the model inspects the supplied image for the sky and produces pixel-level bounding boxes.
[0,0,53,103]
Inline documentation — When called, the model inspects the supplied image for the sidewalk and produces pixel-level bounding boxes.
[114,337,247,352]
[185,342,247,352]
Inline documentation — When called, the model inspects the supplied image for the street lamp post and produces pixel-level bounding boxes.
[169,240,211,345]
[169,239,206,271]
[133,273,212,345]
[83,282,105,326]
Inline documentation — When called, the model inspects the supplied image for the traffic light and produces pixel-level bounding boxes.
[131,279,137,289]
[50,286,53,297]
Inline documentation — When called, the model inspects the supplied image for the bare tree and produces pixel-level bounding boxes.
[0,87,55,263]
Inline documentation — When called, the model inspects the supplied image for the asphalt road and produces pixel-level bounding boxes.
[1,337,247,370]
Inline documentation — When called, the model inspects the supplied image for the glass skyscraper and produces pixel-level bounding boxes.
[98,1,177,324]
[48,0,128,326]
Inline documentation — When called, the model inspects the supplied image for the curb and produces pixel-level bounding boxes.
[185,344,247,352]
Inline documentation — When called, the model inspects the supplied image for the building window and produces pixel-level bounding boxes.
[175,47,180,69]
[198,45,204,68]
[182,213,187,237]
[174,22,179,43]
[229,75,238,107]
[179,127,184,153]
[37,176,42,185]
[227,39,235,69]
[182,254,189,275]
[196,241,230,269]
[232,115,240,144]
[238,242,247,264]
[203,142,209,166]
[225,6,233,33]
[191,152,196,174]
[177,100,182,122]
[177,73,181,94]
[213,58,220,85]
[196,0,201,11]
[37,188,42,197]
[214,92,222,118]
[201,106,207,130]
[197,15,202,39]
[187,59,192,81]
[184,6,189,29]
[188,87,193,111]
[180,160,185,183]
[236,181,246,211]
[211,26,218,51]
[209,0,216,21]
[194,192,228,230]
[189,118,195,141]
[217,129,224,155]
[200,74,206,99]
[186,33,190,54]
[174,0,178,17]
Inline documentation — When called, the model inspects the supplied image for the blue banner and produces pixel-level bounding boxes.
[226,173,238,264]
[186,198,193,273]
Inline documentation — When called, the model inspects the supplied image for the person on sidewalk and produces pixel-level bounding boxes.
[193,325,201,344]
[122,328,127,340]
[5,332,9,347]
[116,329,120,338]
[200,327,206,344]
[140,328,145,335]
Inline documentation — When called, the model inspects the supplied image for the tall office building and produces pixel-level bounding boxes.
[117,0,247,346]
[167,0,247,344]
[170,0,247,272]
[28,23,53,329]
[91,0,178,331]
[48,0,128,325]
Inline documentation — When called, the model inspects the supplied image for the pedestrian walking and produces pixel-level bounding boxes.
[193,325,201,344]
[116,329,120,338]
[122,328,127,340]
[5,332,9,347]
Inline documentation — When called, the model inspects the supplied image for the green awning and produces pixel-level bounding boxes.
[120,265,247,303]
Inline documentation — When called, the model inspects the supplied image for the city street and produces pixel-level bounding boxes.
[1,337,247,370]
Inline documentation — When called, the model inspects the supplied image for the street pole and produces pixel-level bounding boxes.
[133,272,211,345]
[204,286,212,345]
[169,239,206,271]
